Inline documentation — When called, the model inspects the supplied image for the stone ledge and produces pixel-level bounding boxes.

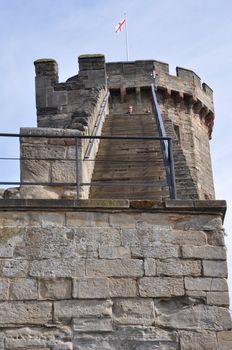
[0,199,130,210]
[165,200,226,220]
[0,199,226,217]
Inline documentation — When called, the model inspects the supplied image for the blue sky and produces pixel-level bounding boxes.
[0,0,232,305]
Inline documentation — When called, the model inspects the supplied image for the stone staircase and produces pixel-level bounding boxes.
[89,112,169,200]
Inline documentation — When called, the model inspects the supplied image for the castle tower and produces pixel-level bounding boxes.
[0,54,231,349]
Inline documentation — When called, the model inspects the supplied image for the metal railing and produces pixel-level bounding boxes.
[84,91,109,159]
[0,133,176,200]
[151,84,177,199]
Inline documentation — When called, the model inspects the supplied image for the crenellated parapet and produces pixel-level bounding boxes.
[34,54,107,132]
[106,60,214,139]
[34,56,214,139]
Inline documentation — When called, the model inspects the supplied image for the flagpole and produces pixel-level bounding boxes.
[124,13,129,61]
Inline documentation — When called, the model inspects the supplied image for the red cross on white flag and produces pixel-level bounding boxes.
[115,18,126,33]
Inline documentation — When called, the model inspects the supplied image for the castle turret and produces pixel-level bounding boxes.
[0,54,231,350]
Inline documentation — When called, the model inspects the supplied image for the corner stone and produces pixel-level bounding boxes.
[179,330,218,350]
[157,305,232,331]
[217,331,232,350]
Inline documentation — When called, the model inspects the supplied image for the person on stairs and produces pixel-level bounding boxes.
[127,105,133,114]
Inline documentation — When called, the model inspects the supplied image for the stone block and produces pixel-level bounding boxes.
[185,277,228,291]
[0,334,4,350]
[86,259,143,277]
[29,258,85,278]
[0,259,28,277]
[113,298,155,325]
[21,144,66,160]
[74,227,121,251]
[144,258,157,276]
[185,290,207,298]
[54,299,112,321]
[73,278,109,299]
[40,212,66,227]
[206,292,230,306]
[9,278,38,300]
[0,211,38,226]
[0,227,23,258]
[51,160,76,183]
[157,259,201,276]
[19,185,60,199]
[203,260,228,277]
[21,160,51,182]
[66,211,109,227]
[157,305,232,331]
[109,213,136,228]
[131,243,179,259]
[5,326,72,349]
[99,246,131,259]
[109,278,137,297]
[73,317,112,332]
[174,215,222,231]
[39,278,72,299]
[0,301,52,326]
[217,331,232,350]
[206,229,225,246]
[15,227,76,259]
[211,278,229,291]
[121,226,207,247]
[182,245,227,260]
[139,277,184,297]
[179,330,218,350]
[0,278,9,300]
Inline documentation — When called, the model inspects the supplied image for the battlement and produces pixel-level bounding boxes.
[106,60,214,113]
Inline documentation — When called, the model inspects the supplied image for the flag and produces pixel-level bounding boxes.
[115,18,126,33]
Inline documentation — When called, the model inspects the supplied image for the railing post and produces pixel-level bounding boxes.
[75,137,80,201]
[168,139,177,199]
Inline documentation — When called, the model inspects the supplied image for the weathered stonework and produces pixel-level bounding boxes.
[0,200,230,349]
[0,54,231,349]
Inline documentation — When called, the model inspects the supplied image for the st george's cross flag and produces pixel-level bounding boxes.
[115,18,126,33]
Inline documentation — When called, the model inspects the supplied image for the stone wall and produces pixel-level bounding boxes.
[34,55,107,130]
[157,91,215,200]
[19,124,108,200]
[0,199,231,349]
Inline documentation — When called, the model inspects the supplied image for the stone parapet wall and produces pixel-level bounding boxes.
[106,60,214,114]
[0,199,231,349]
[19,126,108,199]
[34,55,107,130]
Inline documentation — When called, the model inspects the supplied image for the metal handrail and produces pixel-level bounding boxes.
[0,133,176,200]
[84,91,110,159]
[151,83,177,199]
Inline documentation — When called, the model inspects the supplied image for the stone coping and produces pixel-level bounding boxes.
[0,199,226,219]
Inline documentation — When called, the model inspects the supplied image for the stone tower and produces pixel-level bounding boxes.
[0,54,231,349]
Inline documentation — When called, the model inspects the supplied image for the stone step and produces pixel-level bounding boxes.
[92,173,166,181]
[95,156,165,163]
[89,107,168,200]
